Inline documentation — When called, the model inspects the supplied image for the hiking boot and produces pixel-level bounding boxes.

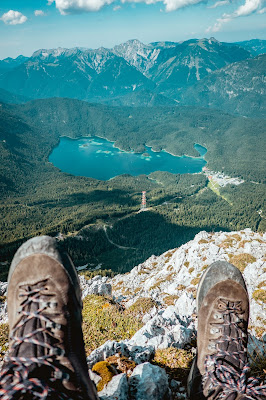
[187,261,266,400]
[0,236,99,400]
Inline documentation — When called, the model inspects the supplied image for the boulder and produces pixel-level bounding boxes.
[129,362,171,400]
[79,275,112,298]
[87,340,155,369]
[99,373,128,400]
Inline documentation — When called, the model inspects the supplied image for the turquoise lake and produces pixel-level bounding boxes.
[49,137,207,181]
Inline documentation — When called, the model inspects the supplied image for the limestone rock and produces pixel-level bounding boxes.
[99,373,128,400]
[79,275,112,298]
[0,282,7,296]
[89,369,102,386]
[0,301,7,324]
[87,340,155,369]
[129,362,171,400]
[128,303,195,350]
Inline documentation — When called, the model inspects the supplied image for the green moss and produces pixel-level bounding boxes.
[188,267,194,273]
[258,281,266,289]
[184,261,190,268]
[92,361,116,392]
[82,295,143,356]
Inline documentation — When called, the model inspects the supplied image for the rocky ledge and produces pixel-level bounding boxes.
[0,229,265,399]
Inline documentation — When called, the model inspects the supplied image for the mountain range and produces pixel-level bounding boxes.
[0,38,265,117]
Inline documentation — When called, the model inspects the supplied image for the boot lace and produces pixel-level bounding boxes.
[204,299,266,399]
[0,283,83,400]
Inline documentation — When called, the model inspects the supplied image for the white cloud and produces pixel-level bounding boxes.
[48,0,115,13]
[208,0,229,9]
[163,0,203,12]
[207,0,266,32]
[49,0,209,12]
[34,10,46,16]
[46,0,266,14]
[258,6,266,12]
[0,10,27,25]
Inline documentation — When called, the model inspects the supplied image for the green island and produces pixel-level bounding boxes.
[0,97,265,280]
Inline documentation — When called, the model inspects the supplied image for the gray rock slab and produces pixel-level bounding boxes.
[99,373,128,400]
[129,362,171,400]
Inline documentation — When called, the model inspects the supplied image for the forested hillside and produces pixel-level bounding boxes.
[0,98,265,280]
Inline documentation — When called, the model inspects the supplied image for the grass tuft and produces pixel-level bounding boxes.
[79,269,116,280]
[252,289,266,303]
[163,295,179,306]
[125,297,157,318]
[153,347,194,385]
[0,323,9,358]
[82,295,143,356]
[228,253,256,272]
[199,239,208,244]
[191,278,200,286]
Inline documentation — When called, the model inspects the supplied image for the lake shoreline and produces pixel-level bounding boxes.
[49,135,207,181]
[58,135,208,160]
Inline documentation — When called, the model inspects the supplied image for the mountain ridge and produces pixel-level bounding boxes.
[0,38,265,117]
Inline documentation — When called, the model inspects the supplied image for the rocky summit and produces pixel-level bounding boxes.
[0,229,265,399]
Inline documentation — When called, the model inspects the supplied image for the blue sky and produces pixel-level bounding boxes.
[0,0,265,59]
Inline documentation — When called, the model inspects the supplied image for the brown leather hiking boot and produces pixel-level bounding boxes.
[0,236,99,400]
[187,261,266,400]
